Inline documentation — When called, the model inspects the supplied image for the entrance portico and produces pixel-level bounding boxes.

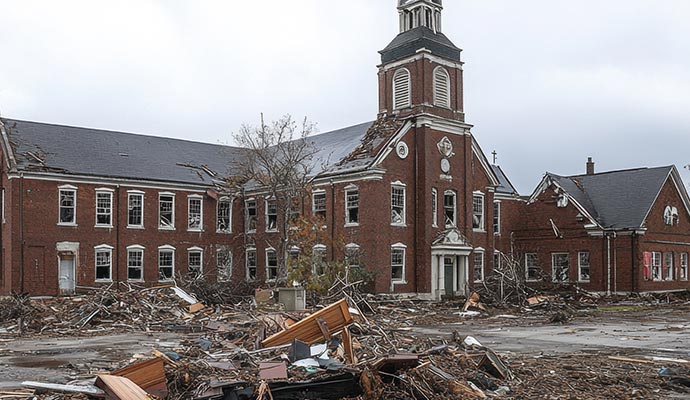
[430,229,473,300]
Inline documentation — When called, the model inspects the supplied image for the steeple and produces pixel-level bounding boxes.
[398,0,443,33]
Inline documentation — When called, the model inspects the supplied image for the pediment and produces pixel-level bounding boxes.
[432,228,472,247]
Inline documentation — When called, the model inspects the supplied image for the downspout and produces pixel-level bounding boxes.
[606,233,611,296]
[613,232,617,294]
[19,173,24,292]
[330,180,335,262]
[631,232,637,293]
[115,185,121,288]
[413,118,419,294]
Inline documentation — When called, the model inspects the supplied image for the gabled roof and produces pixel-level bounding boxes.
[380,26,461,63]
[532,166,690,230]
[491,165,520,196]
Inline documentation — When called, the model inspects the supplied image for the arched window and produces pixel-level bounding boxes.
[433,66,450,108]
[393,68,411,110]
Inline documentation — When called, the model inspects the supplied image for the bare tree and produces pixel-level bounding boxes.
[232,114,320,284]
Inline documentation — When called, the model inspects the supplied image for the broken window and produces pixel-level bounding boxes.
[652,252,662,281]
[472,193,484,231]
[95,246,112,282]
[493,201,501,235]
[266,249,278,281]
[391,246,405,282]
[217,197,232,233]
[158,248,175,281]
[346,244,361,270]
[681,253,688,281]
[217,247,232,283]
[313,191,326,221]
[664,252,674,281]
[494,252,501,270]
[525,253,540,281]
[473,252,484,283]
[664,206,679,226]
[245,200,257,232]
[188,196,203,231]
[444,191,456,228]
[127,247,144,281]
[246,249,257,281]
[265,199,278,232]
[431,188,438,227]
[159,194,175,229]
[391,184,406,225]
[551,253,569,283]
[95,191,113,226]
[59,188,76,225]
[578,251,590,282]
[345,187,359,225]
[128,192,144,228]
[188,249,203,277]
[312,244,327,276]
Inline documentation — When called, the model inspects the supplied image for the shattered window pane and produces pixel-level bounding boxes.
[217,199,232,232]
[391,248,404,281]
[246,249,257,280]
[266,199,278,231]
[188,251,202,276]
[681,253,688,281]
[128,250,143,281]
[525,253,540,281]
[431,189,438,227]
[188,198,202,230]
[313,192,326,220]
[493,202,501,235]
[128,194,143,227]
[473,253,484,282]
[551,253,569,283]
[95,250,111,281]
[346,190,359,225]
[652,252,662,281]
[391,187,405,225]
[472,195,484,230]
[246,200,257,232]
[59,189,76,224]
[159,250,174,281]
[217,247,232,282]
[664,252,674,281]
[266,249,278,280]
[443,191,455,227]
[159,195,175,229]
[96,192,112,226]
[578,251,590,282]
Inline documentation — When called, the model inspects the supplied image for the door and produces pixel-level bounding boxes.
[444,256,455,296]
[59,256,75,294]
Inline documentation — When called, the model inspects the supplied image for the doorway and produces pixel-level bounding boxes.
[444,256,455,296]
[59,255,75,294]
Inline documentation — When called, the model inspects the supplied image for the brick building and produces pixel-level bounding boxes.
[0,0,688,297]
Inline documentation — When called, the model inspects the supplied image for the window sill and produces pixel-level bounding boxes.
[526,279,540,282]
[96,279,113,283]
[266,229,279,233]
[159,279,174,283]
[159,226,175,231]
[127,225,145,230]
[474,280,484,284]
[216,230,233,234]
[128,279,144,283]
[187,228,203,233]
[473,229,486,233]
[392,280,407,285]
[494,232,501,236]
[95,225,114,229]
[391,223,407,228]
[247,230,257,234]
[345,223,360,228]
[578,280,591,284]
[58,223,78,227]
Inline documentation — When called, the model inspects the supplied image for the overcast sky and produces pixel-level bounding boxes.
[0,0,689,194]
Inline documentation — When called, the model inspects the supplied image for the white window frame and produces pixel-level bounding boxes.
[158,192,175,230]
[187,246,203,276]
[158,245,176,282]
[473,250,484,283]
[126,245,145,282]
[493,201,501,236]
[312,244,327,276]
[265,248,278,282]
[345,185,359,226]
[494,251,502,270]
[552,253,570,283]
[525,253,540,281]
[95,188,114,228]
[245,199,257,233]
[391,182,406,226]
[1,188,5,224]
[391,243,407,284]
[443,190,456,228]
[216,196,233,233]
[578,251,591,283]
[664,252,674,281]
[265,198,278,232]
[681,253,688,282]
[431,188,438,228]
[433,66,451,108]
[187,195,203,232]
[58,185,78,226]
[127,190,145,229]
[216,246,233,282]
[246,248,257,281]
[313,190,327,220]
[345,243,361,270]
[94,244,114,282]
[652,251,663,281]
[393,68,412,110]
[472,191,485,232]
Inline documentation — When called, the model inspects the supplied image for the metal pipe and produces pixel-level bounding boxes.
[606,233,611,296]
[19,173,24,292]
[115,185,121,287]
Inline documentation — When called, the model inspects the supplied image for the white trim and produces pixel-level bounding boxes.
[433,66,451,108]
[472,192,485,232]
[187,247,203,275]
[379,52,464,72]
[265,198,278,232]
[159,192,176,230]
[473,250,485,283]
[127,247,145,282]
[127,189,145,195]
[265,247,279,282]
[127,192,145,229]
[187,246,204,252]
[390,183,407,226]
[391,245,406,284]
[443,190,457,228]
[391,242,407,249]
[471,142,501,187]
[578,251,591,283]
[158,246,176,282]
[246,247,257,281]
[9,171,210,192]
[216,197,233,233]
[58,186,78,226]
[94,245,113,283]
[431,188,438,228]
[94,244,114,250]
[58,184,78,190]
[95,190,114,228]
[345,243,361,250]
[312,169,386,186]
[493,200,501,236]
[525,253,540,282]
[158,244,176,251]
[127,244,145,250]
[345,185,360,226]
[187,195,203,232]
[371,120,414,168]
[392,68,412,110]
[94,187,115,192]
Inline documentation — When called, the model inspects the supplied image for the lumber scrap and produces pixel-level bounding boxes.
[261,299,353,347]
[95,375,149,400]
[112,358,167,398]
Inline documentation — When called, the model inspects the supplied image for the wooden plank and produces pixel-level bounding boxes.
[112,358,167,398]
[96,375,149,400]
[608,356,655,364]
[342,326,357,364]
[21,382,104,397]
[261,299,353,347]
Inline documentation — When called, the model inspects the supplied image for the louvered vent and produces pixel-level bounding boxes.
[393,69,411,110]
[433,67,450,108]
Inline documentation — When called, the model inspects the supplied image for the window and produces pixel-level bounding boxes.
[652,252,662,281]
[313,191,326,220]
[431,188,438,227]
[393,68,411,110]
[217,247,232,282]
[681,253,688,281]
[664,252,674,281]
[346,244,361,270]
[188,196,203,231]
[266,249,278,281]
[391,245,406,282]
[433,66,450,108]
[578,252,590,282]
[493,201,501,235]
[265,198,278,232]
[127,246,144,281]
[188,248,203,276]
[217,197,232,233]
[246,249,257,281]
[345,186,359,225]
[552,253,569,282]
[95,245,113,282]
[472,193,484,231]
[494,252,501,270]
[159,193,175,229]
[443,191,456,228]
[245,200,257,232]
[59,186,77,225]
[127,191,144,228]
[664,206,680,226]
[95,190,113,227]
[288,198,300,228]
[473,252,484,283]
[391,184,406,225]
[312,244,327,276]
[525,253,540,281]
[158,246,175,281]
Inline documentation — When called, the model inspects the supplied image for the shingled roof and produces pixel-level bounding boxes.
[541,166,690,230]
[380,26,462,63]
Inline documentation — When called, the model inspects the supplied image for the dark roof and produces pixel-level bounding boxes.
[491,165,519,196]
[546,166,677,229]
[380,26,461,63]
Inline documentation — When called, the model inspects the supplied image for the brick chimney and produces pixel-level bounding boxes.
[586,157,595,175]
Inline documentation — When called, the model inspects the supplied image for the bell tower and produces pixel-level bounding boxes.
[378,0,465,122]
